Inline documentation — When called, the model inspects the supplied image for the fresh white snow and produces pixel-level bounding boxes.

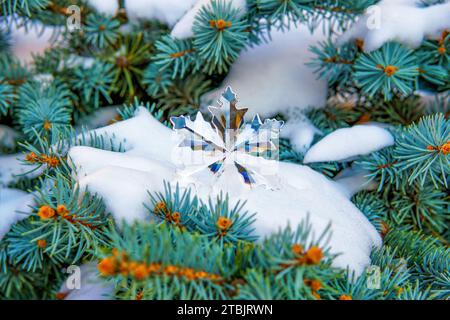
[338,0,450,51]
[0,188,34,240]
[202,24,329,119]
[281,116,321,153]
[0,153,35,187]
[86,0,118,16]
[303,125,394,164]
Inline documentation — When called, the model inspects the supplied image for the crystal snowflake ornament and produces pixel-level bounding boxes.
[170,87,284,189]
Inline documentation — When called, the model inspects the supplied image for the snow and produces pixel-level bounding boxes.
[0,153,33,187]
[303,125,394,164]
[202,24,329,119]
[90,107,178,162]
[281,116,321,154]
[69,148,175,225]
[68,108,382,277]
[126,0,198,26]
[58,262,114,300]
[0,188,34,240]
[334,166,378,198]
[338,0,450,52]
[86,0,118,16]
[171,0,247,39]
[88,0,199,26]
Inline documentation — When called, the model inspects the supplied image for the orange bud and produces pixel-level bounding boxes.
[37,239,47,248]
[384,65,398,77]
[309,280,322,292]
[312,292,321,300]
[98,256,116,276]
[56,204,69,216]
[181,268,196,280]
[194,271,209,279]
[135,291,143,300]
[355,38,364,51]
[305,246,324,265]
[147,263,162,273]
[216,216,233,232]
[439,141,450,155]
[43,120,52,131]
[132,263,149,281]
[55,292,68,300]
[41,155,59,167]
[217,19,227,30]
[292,244,303,255]
[210,19,231,31]
[164,265,179,275]
[25,152,39,163]
[154,201,167,214]
[171,212,181,224]
[38,205,56,220]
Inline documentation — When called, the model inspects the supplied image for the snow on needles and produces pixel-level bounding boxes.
[303,125,395,164]
[338,0,450,52]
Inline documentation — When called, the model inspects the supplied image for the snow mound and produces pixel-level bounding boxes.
[304,125,394,163]
[202,24,328,119]
[338,0,450,51]
[0,153,33,187]
[281,116,321,153]
[68,108,382,277]
[86,0,118,16]
[0,188,34,240]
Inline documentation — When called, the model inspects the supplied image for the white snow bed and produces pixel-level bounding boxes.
[338,0,450,51]
[0,188,34,239]
[68,108,382,278]
[304,125,395,163]
[0,153,31,187]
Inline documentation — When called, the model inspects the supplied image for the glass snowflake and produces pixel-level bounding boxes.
[170,87,283,188]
